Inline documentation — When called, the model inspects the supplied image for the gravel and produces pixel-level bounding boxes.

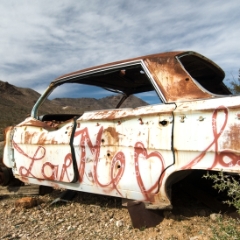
[1,187,238,240]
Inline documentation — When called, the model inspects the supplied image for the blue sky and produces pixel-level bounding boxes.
[0,0,240,99]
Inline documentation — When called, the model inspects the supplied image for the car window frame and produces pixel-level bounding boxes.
[31,60,166,119]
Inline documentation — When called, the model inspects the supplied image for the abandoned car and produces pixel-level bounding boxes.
[3,51,240,210]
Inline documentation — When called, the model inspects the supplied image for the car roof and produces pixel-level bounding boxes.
[51,51,229,102]
[53,51,182,83]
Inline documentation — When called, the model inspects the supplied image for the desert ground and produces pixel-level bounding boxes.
[0,169,240,240]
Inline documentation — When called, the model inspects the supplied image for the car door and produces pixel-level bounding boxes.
[10,117,78,183]
[73,103,175,200]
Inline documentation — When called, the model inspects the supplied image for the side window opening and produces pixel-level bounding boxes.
[178,54,231,95]
[36,64,163,124]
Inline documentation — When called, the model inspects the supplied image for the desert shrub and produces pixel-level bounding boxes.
[204,171,240,213]
[210,216,240,240]
[204,171,240,239]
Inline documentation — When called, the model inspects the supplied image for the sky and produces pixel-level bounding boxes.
[0,0,240,100]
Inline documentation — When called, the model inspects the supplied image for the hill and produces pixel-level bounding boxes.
[0,80,148,141]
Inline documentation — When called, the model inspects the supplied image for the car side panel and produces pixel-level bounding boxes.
[174,97,240,173]
[72,104,175,200]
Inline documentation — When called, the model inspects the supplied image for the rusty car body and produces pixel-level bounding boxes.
[3,51,240,209]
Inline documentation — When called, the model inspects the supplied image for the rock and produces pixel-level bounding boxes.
[116,220,124,227]
[210,213,221,221]
[15,197,38,209]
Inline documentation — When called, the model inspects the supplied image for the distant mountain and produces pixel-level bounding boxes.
[0,81,41,123]
[0,80,23,95]
[0,80,60,124]
[0,80,148,140]
[52,94,148,111]
[52,97,105,110]
[99,95,148,108]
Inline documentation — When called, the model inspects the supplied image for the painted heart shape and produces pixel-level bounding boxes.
[134,142,165,201]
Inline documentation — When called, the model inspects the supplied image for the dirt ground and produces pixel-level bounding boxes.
[1,177,240,240]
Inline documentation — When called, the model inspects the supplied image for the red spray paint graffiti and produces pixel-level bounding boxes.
[134,142,165,201]
[12,140,73,181]
[182,106,240,170]
[74,126,103,183]
[75,127,126,195]
[13,141,46,178]
[74,126,165,199]
[9,105,240,203]
[13,126,165,200]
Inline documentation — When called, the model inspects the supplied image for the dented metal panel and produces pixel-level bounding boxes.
[10,117,76,182]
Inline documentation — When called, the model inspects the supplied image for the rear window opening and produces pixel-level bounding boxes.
[178,54,231,95]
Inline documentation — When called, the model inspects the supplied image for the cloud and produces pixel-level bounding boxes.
[0,0,239,96]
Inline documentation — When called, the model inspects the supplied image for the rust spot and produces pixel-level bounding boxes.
[117,121,121,125]
[37,132,58,145]
[103,127,120,143]
[94,110,119,120]
[37,132,46,145]
[24,131,36,144]
[38,133,46,145]
[145,57,211,102]
[138,118,144,125]
[18,119,58,130]
[222,123,240,151]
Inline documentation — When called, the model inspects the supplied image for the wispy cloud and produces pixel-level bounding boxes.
[0,0,239,94]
